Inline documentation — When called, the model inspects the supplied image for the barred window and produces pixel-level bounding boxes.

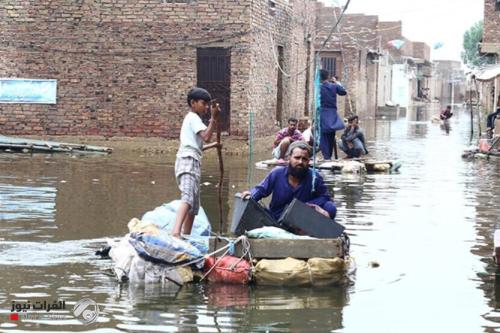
[321,57,337,78]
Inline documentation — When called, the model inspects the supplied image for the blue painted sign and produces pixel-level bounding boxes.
[0,79,57,104]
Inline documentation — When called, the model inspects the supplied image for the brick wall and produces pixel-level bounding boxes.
[412,42,431,62]
[0,0,316,139]
[246,0,316,138]
[0,0,255,137]
[378,21,406,59]
[483,0,500,44]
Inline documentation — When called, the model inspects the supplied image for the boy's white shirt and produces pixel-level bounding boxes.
[177,111,207,161]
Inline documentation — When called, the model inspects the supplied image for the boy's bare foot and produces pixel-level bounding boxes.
[172,233,181,238]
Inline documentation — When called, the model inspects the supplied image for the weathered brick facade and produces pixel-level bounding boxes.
[481,0,500,57]
[315,5,380,119]
[431,60,465,104]
[246,0,316,137]
[0,0,315,138]
[378,21,413,60]
[412,42,430,62]
[483,0,500,45]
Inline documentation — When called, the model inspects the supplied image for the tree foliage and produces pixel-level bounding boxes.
[461,21,492,68]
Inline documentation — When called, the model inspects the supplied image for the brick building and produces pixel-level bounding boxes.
[377,21,436,108]
[431,60,465,105]
[478,0,500,114]
[409,42,432,101]
[0,0,316,138]
[315,4,382,119]
[481,0,500,60]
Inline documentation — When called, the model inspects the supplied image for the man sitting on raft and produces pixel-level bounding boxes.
[243,141,337,220]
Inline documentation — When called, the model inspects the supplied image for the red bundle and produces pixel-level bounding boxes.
[204,255,251,284]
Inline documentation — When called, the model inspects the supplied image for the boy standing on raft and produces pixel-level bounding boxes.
[172,87,220,238]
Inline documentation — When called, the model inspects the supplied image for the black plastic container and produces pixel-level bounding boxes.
[278,198,345,238]
[230,194,280,235]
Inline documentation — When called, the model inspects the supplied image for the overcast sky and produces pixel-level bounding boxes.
[321,0,484,62]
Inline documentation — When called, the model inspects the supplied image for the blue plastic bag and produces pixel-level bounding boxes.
[141,200,211,236]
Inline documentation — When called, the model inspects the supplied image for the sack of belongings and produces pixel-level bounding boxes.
[129,231,204,269]
[105,201,213,286]
[204,255,252,284]
[253,257,353,286]
[107,235,194,285]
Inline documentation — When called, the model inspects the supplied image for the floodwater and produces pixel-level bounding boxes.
[0,105,499,332]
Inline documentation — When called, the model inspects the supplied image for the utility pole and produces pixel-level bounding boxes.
[451,77,455,112]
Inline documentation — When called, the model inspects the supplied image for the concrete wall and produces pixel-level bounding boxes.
[377,51,393,107]
[392,64,411,108]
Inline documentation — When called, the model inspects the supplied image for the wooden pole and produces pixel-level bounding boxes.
[215,109,224,236]
[474,77,482,138]
[469,80,474,141]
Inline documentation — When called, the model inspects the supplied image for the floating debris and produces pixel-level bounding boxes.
[0,135,112,154]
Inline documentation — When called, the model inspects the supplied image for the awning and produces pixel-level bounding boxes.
[475,64,500,82]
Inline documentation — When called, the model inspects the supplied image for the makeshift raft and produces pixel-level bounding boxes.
[99,201,354,287]
[256,158,401,173]
[462,137,500,160]
[102,234,353,287]
[0,135,112,154]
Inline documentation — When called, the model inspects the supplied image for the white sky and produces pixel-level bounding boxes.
[321,0,484,62]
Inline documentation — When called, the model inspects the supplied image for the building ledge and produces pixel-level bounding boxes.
[480,42,500,55]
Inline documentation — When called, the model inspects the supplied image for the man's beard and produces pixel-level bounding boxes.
[288,165,308,180]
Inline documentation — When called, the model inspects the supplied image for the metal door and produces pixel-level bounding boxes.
[197,48,231,132]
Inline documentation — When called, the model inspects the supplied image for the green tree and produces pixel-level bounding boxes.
[461,21,492,68]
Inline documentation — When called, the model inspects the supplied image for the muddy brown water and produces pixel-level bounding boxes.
[0,105,499,332]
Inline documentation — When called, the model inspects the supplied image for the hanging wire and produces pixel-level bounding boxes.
[267,0,351,79]
[331,3,354,116]
[318,0,352,54]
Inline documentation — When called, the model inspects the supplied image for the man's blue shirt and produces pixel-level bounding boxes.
[250,166,336,220]
[320,81,347,133]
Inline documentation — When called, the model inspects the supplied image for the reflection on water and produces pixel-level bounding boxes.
[0,105,500,331]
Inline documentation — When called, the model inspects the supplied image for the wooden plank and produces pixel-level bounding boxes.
[209,237,343,259]
[0,135,112,154]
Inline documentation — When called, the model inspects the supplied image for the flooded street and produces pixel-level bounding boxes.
[1,105,500,332]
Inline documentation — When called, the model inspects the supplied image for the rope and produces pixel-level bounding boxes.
[340,232,350,258]
[200,235,253,281]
